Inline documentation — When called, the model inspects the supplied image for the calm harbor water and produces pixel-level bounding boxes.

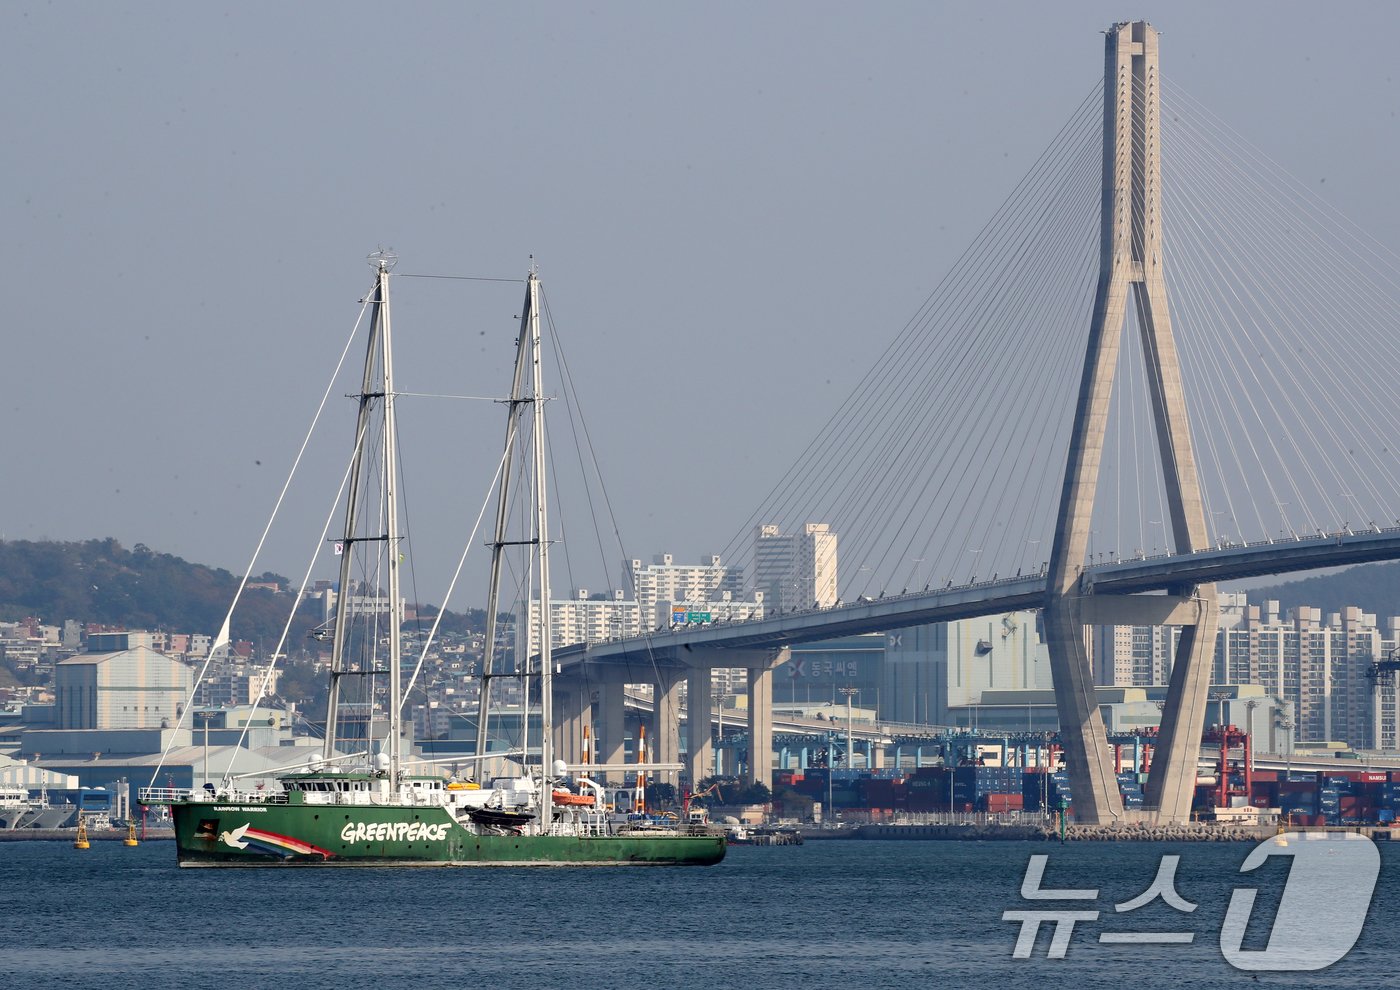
[1,837,1395,989]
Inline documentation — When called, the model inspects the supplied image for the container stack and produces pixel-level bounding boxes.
[1117,772,1145,810]
[1318,778,1344,825]
[953,765,1020,813]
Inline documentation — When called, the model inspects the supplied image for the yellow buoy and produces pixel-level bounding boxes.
[73,814,90,851]
[124,819,139,847]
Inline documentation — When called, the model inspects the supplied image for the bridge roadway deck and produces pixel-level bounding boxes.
[557,527,1400,668]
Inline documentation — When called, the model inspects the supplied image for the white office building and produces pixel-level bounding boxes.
[754,523,838,613]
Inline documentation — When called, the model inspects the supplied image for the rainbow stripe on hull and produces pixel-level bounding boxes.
[217,822,334,860]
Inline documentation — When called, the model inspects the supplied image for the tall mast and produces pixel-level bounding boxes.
[380,255,403,785]
[473,275,537,765]
[528,270,554,830]
[324,252,395,760]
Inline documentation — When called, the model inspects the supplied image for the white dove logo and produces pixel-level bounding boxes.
[219,823,251,849]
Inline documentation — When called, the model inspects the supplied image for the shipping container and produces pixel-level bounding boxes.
[982,793,1025,813]
[908,777,947,792]
[905,794,944,813]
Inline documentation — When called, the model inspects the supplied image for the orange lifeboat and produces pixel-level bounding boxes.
[551,790,596,807]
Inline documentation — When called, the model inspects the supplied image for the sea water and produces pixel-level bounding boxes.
[1,838,1395,989]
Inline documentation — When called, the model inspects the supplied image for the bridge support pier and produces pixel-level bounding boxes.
[597,678,627,782]
[677,647,784,790]
[745,649,784,791]
[652,668,683,789]
[686,668,713,787]
[1145,589,1219,822]
[1044,602,1123,823]
[551,679,591,766]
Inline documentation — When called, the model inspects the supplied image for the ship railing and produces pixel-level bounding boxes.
[137,786,289,806]
[545,819,610,837]
[137,787,190,805]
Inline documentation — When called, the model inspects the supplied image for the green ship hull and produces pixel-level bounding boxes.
[170,799,725,867]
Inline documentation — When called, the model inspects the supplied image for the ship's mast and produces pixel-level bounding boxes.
[473,272,538,770]
[528,270,554,830]
[380,256,404,786]
[324,252,397,760]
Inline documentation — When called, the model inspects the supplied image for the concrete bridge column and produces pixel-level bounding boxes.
[653,668,683,789]
[745,648,785,791]
[551,681,591,766]
[597,678,627,782]
[1144,589,1219,822]
[686,668,713,787]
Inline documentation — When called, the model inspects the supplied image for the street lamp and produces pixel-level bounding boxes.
[1339,492,1360,535]
[1277,714,1295,775]
[714,689,725,778]
[1244,699,1259,774]
[839,686,859,770]
[825,729,837,826]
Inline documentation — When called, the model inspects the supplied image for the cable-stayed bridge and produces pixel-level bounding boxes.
[541,22,1400,825]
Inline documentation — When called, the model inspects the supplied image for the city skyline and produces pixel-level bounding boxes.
[8,4,1400,607]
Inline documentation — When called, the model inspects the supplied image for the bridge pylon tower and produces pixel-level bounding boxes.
[1044,20,1218,825]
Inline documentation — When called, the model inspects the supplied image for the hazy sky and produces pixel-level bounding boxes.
[7,2,1400,608]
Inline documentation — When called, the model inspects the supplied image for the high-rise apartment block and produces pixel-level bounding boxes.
[1092,591,1400,749]
[519,589,640,666]
[754,523,838,613]
[630,553,746,627]
[515,552,763,664]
